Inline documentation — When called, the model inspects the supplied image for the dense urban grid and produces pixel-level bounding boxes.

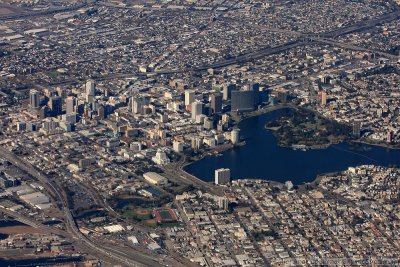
[0,0,399,266]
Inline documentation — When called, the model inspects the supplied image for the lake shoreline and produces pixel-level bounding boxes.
[184,106,400,186]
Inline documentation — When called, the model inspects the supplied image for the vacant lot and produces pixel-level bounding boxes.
[0,226,44,235]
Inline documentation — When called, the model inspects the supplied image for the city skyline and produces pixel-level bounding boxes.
[0,0,399,266]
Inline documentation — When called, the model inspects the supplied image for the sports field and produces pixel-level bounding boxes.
[158,210,173,220]
[153,208,177,223]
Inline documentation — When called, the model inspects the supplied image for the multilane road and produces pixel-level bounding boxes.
[0,2,89,21]
[0,146,167,267]
[39,5,400,87]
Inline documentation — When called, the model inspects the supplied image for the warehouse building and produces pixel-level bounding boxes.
[143,172,168,185]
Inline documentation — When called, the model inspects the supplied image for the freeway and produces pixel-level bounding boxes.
[183,9,400,70]
[37,7,400,86]
[0,146,168,267]
[0,206,66,236]
[153,40,310,75]
[0,2,89,21]
[322,10,400,38]
[154,0,242,71]
[45,40,306,83]
[224,16,400,62]
[311,37,400,60]
[163,153,224,196]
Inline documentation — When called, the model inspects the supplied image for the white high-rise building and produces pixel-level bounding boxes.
[173,141,184,153]
[185,90,195,106]
[191,137,203,150]
[231,129,240,145]
[86,80,96,103]
[29,89,40,109]
[223,83,236,100]
[215,168,231,185]
[152,149,170,165]
[191,101,203,121]
[132,96,150,114]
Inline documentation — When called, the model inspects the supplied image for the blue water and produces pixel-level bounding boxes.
[184,108,400,185]
[0,220,25,227]
[0,256,83,267]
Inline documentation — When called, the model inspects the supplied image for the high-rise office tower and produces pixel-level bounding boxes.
[191,101,203,121]
[132,96,150,114]
[29,89,40,109]
[66,96,76,114]
[173,141,184,153]
[223,83,236,101]
[249,83,260,106]
[97,105,105,120]
[57,87,66,99]
[211,93,222,114]
[91,100,98,112]
[132,99,142,114]
[185,90,195,106]
[231,90,255,112]
[49,96,62,117]
[215,168,231,185]
[86,80,96,103]
[39,106,49,119]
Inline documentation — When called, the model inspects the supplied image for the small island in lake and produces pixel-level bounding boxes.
[266,108,352,149]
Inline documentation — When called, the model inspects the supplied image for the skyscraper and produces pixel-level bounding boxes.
[57,87,66,99]
[49,96,62,117]
[231,90,255,112]
[223,83,236,101]
[66,96,76,114]
[97,104,105,120]
[191,101,203,121]
[132,96,150,114]
[40,106,49,119]
[211,93,222,114]
[249,83,260,106]
[29,89,40,109]
[215,168,231,185]
[185,90,195,106]
[86,80,96,103]
[231,129,240,145]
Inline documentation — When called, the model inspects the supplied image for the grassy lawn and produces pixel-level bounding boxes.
[123,207,152,221]
[143,219,158,228]
[47,71,58,77]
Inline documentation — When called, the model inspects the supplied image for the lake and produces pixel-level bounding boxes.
[184,108,400,185]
